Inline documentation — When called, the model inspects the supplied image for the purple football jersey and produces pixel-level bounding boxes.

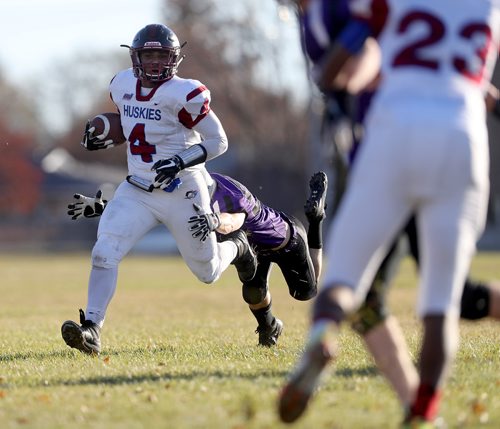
[301,0,350,64]
[300,0,375,164]
[210,173,288,250]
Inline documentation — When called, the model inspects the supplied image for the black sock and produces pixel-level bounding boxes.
[250,302,275,327]
[307,219,323,249]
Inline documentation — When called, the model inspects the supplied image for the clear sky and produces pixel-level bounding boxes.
[0,0,309,133]
[0,0,306,85]
[0,0,162,84]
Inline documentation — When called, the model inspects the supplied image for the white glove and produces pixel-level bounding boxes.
[67,190,107,220]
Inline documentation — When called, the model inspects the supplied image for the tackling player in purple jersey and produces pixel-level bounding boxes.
[194,171,327,346]
[68,170,329,347]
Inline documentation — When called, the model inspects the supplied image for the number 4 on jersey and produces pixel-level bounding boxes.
[128,123,156,162]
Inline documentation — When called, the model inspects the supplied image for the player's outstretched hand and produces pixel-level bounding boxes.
[188,203,221,242]
[67,190,107,220]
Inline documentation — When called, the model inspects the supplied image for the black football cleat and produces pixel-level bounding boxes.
[61,309,101,355]
[227,229,258,283]
[304,171,328,222]
[256,318,283,347]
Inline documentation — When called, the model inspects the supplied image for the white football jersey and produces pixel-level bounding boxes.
[351,0,500,112]
[322,0,498,316]
[110,69,212,181]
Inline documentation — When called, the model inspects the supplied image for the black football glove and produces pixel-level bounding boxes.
[81,120,116,151]
[67,190,108,220]
[151,156,182,189]
[188,203,221,242]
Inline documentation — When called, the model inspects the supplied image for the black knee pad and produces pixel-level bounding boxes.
[460,280,490,320]
[242,284,268,305]
[350,280,388,335]
[312,288,346,323]
[292,284,317,301]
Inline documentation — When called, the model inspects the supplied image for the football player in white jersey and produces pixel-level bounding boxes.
[279,1,500,427]
[281,0,500,422]
[67,170,329,348]
[60,24,257,356]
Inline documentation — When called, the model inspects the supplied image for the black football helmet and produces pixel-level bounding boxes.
[121,24,184,82]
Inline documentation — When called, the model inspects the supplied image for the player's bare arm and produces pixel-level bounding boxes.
[315,19,376,93]
[216,212,246,235]
[315,42,353,91]
[188,203,245,242]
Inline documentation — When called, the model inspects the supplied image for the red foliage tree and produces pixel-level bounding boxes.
[0,125,42,216]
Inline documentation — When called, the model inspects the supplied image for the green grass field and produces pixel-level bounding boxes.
[0,253,498,429]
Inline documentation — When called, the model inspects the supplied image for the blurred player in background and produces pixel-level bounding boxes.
[278,0,500,414]
[61,24,257,355]
[289,0,419,407]
[68,170,329,347]
[278,0,500,426]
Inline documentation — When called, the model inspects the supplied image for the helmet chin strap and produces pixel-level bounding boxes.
[143,64,172,81]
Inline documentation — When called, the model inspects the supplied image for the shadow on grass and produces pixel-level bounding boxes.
[2,345,379,387]
[335,366,378,378]
[0,349,75,362]
[54,370,279,387]
[49,365,378,388]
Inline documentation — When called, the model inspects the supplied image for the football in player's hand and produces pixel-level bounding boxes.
[90,112,126,145]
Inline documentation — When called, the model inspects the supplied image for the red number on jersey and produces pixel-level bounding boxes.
[392,9,493,83]
[453,23,492,83]
[128,123,156,163]
[393,11,444,70]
